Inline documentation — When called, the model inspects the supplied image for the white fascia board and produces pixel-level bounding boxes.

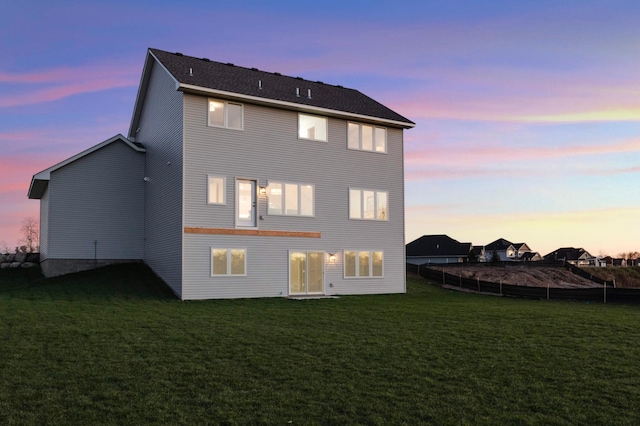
[178,83,416,129]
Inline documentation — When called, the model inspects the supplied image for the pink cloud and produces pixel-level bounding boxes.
[405,138,640,168]
[0,63,139,108]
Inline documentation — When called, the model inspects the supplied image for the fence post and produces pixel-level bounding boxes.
[442,269,445,285]
[477,277,480,293]
[613,279,616,288]
[547,282,549,300]
[604,281,606,304]
[459,273,462,288]
[500,280,502,295]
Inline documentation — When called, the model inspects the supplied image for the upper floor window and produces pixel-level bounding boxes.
[348,123,386,153]
[208,99,243,130]
[267,182,314,217]
[349,188,388,220]
[299,113,327,141]
[207,175,225,204]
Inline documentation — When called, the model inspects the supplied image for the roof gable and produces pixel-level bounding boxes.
[28,134,144,199]
[485,238,514,251]
[129,48,414,138]
[406,235,472,257]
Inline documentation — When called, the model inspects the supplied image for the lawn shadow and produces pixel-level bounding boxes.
[0,263,178,301]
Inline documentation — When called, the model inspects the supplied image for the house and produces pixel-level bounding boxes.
[472,245,486,263]
[28,48,415,300]
[544,247,595,266]
[484,238,517,261]
[483,238,540,262]
[406,235,472,265]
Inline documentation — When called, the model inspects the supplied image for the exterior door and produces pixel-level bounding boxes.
[289,251,324,295]
[236,180,257,227]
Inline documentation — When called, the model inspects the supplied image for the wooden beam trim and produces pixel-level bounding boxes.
[184,227,321,238]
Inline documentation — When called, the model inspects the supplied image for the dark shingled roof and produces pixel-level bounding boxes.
[543,247,592,261]
[485,238,514,251]
[406,235,472,257]
[149,48,414,126]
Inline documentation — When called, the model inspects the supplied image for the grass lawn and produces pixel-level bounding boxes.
[2,265,640,425]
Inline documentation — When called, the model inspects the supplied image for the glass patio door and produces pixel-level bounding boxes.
[289,251,324,295]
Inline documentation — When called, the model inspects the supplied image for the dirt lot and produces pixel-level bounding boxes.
[429,265,604,288]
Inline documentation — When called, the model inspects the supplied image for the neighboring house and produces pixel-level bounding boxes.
[29,48,415,300]
[519,252,543,262]
[484,238,517,261]
[472,245,486,263]
[406,235,472,265]
[605,257,627,267]
[544,247,595,266]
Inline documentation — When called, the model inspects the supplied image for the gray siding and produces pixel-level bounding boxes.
[182,94,405,299]
[47,140,144,260]
[39,186,49,260]
[135,60,184,295]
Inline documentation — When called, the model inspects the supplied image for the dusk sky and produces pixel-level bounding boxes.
[1,0,639,256]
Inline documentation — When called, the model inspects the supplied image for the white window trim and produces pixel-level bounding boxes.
[210,248,247,277]
[349,188,389,221]
[267,181,315,217]
[207,175,226,205]
[298,113,328,142]
[207,98,244,130]
[347,122,387,153]
[343,250,384,279]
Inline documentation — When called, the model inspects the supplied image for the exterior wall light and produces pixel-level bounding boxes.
[259,186,267,196]
[328,253,336,263]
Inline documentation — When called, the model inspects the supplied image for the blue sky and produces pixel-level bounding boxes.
[1,0,639,255]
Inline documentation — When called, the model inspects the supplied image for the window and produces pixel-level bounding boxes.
[267,182,314,217]
[299,114,327,141]
[211,248,246,276]
[344,250,383,278]
[349,189,388,220]
[208,99,243,130]
[347,122,386,153]
[207,176,225,204]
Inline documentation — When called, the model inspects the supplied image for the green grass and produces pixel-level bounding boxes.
[2,265,640,424]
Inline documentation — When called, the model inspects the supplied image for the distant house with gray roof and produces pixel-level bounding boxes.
[406,235,472,265]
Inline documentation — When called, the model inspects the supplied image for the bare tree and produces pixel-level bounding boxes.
[0,240,9,254]
[18,217,39,253]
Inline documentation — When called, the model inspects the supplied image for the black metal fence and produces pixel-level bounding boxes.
[407,263,638,304]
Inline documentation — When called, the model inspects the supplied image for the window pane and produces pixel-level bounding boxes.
[212,249,228,275]
[372,252,383,276]
[208,176,224,204]
[208,100,225,126]
[361,125,373,151]
[268,183,282,215]
[231,249,245,275]
[285,184,298,215]
[299,114,327,141]
[308,252,323,293]
[376,191,388,220]
[359,251,370,277]
[300,185,313,216]
[349,189,361,219]
[227,103,242,129]
[363,190,375,219]
[345,251,356,277]
[290,252,306,293]
[374,128,386,152]
[348,123,360,149]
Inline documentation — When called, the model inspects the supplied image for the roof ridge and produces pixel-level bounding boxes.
[149,47,355,91]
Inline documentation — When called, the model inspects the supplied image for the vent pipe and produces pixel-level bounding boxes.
[307,89,312,99]
[296,88,300,97]
[259,80,262,90]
